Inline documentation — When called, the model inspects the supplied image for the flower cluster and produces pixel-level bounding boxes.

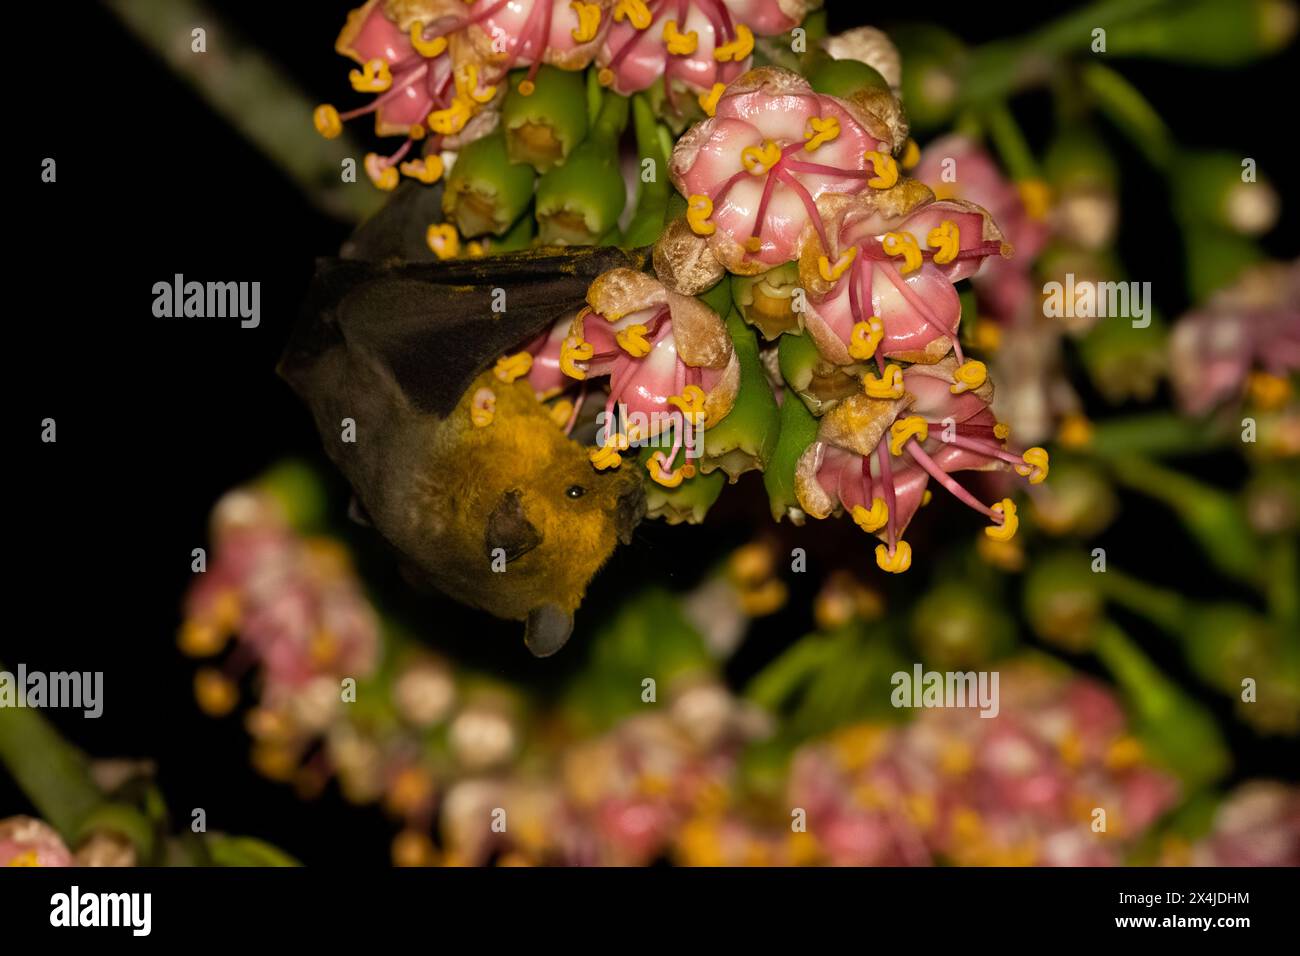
[546,65,1050,573]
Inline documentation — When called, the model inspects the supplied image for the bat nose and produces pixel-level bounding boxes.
[615,483,646,545]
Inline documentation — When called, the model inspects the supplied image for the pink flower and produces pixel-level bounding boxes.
[793,359,1049,572]
[0,817,74,867]
[670,67,907,273]
[460,0,611,86]
[557,268,740,485]
[1169,259,1300,416]
[798,182,1010,367]
[315,1,501,188]
[1191,782,1300,866]
[596,0,813,101]
[913,135,1050,321]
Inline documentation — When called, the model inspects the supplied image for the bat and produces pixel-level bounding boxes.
[279,194,649,656]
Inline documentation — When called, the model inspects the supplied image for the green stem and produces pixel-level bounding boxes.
[1101,567,1189,634]
[103,0,384,223]
[1088,411,1227,459]
[983,102,1039,181]
[622,94,672,248]
[0,692,103,838]
[1080,61,1174,169]
[1092,621,1229,789]
[1106,455,1261,587]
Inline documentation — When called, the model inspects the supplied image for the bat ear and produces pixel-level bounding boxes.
[485,490,542,563]
[524,604,574,658]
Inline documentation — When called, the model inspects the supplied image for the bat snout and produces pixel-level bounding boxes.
[614,482,646,546]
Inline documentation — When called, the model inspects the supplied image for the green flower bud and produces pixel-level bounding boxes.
[1029,456,1118,537]
[805,56,890,99]
[1074,295,1167,404]
[502,66,590,173]
[1107,0,1297,66]
[700,311,781,481]
[910,582,1015,669]
[733,262,803,340]
[891,25,966,132]
[535,89,629,245]
[763,386,819,523]
[1045,128,1119,250]
[777,330,863,415]
[1183,225,1264,304]
[442,129,537,238]
[1173,151,1279,237]
[258,460,329,533]
[1022,551,1105,651]
[639,445,726,524]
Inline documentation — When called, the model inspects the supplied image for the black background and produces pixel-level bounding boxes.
[3,1,1297,866]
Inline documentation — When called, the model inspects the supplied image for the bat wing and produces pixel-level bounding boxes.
[280,245,646,418]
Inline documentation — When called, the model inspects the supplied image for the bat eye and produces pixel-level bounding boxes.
[565,485,586,500]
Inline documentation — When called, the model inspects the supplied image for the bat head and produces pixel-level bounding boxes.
[406,372,645,657]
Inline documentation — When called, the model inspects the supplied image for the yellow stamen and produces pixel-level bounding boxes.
[457,64,497,104]
[713,24,754,61]
[410,24,448,58]
[668,384,708,425]
[849,317,884,361]
[349,58,393,93]
[881,231,922,273]
[804,115,841,152]
[364,154,399,191]
[195,668,238,717]
[426,223,460,259]
[570,1,602,43]
[1246,370,1292,410]
[698,82,726,117]
[313,104,342,139]
[1017,178,1051,221]
[985,498,1018,541]
[927,219,960,265]
[597,67,616,87]
[864,150,899,189]
[741,140,781,176]
[616,323,652,357]
[647,454,694,488]
[409,123,427,140]
[494,352,533,383]
[950,359,987,394]
[744,236,762,253]
[687,194,715,236]
[428,96,473,135]
[399,155,445,184]
[549,399,574,428]
[470,387,496,427]
[517,79,536,96]
[974,320,1002,352]
[901,138,921,170]
[889,415,928,456]
[921,489,933,506]
[862,363,904,399]
[663,19,698,55]
[875,540,912,573]
[852,498,888,533]
[1057,413,1094,449]
[818,245,858,283]
[590,432,629,470]
[7,850,41,866]
[993,422,1010,440]
[613,0,652,30]
[560,337,593,379]
[1015,447,1050,484]
[467,240,487,257]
